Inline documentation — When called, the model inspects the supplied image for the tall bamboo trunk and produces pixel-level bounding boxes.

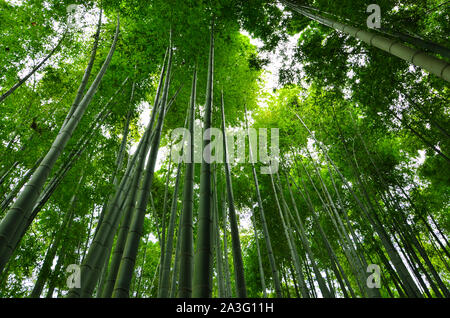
[17,79,127,258]
[100,168,142,297]
[4,62,118,249]
[96,91,135,296]
[244,108,282,298]
[112,41,174,298]
[294,111,422,297]
[288,165,364,297]
[170,225,182,298]
[352,116,450,297]
[280,169,335,297]
[269,172,310,298]
[250,207,267,298]
[178,68,197,298]
[380,27,450,59]
[0,31,67,104]
[68,46,168,298]
[212,164,225,298]
[301,152,379,298]
[94,81,135,242]
[134,232,151,298]
[220,91,247,297]
[159,142,185,297]
[221,191,233,298]
[292,3,450,59]
[193,22,215,298]
[101,100,155,296]
[158,143,174,287]
[322,158,367,297]
[60,10,103,130]
[390,110,450,163]
[29,171,84,297]
[45,249,66,298]
[0,16,120,273]
[93,94,161,290]
[348,110,450,298]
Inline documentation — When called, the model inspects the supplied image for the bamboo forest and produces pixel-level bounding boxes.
[0,0,449,300]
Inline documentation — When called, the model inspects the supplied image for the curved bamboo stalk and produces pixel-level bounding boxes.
[112,41,174,298]
[282,0,450,82]
[0,16,120,274]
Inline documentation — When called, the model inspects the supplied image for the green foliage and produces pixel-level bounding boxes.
[0,0,448,299]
